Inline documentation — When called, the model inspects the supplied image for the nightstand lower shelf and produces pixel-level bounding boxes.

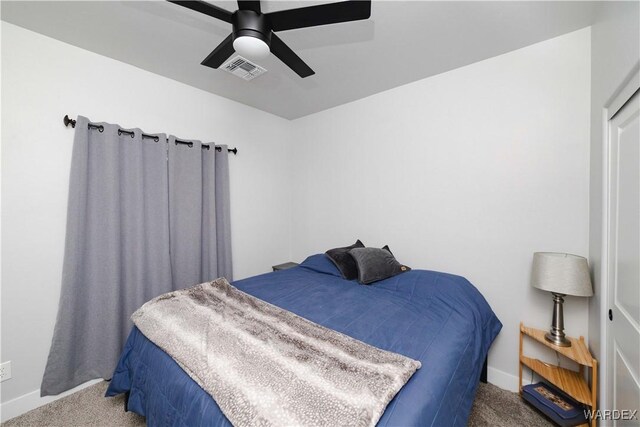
[520,355,591,406]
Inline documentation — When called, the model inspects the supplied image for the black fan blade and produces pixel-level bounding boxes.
[237,0,260,13]
[201,34,235,68]
[167,0,233,23]
[267,1,371,32]
[270,33,314,78]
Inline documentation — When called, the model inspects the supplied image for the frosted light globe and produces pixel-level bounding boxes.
[233,36,270,60]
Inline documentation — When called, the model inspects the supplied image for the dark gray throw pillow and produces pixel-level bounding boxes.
[325,240,365,280]
[349,247,411,284]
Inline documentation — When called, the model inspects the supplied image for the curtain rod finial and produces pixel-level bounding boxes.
[63,115,77,128]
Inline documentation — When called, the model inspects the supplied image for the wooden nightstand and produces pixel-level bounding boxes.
[272,262,299,272]
[519,322,597,427]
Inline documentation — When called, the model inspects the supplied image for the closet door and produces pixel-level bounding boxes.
[607,89,639,426]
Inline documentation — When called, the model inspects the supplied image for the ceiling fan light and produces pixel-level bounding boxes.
[233,36,270,60]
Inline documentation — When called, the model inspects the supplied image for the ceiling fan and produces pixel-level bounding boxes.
[168,0,372,78]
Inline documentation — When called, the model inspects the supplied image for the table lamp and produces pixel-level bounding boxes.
[530,252,593,347]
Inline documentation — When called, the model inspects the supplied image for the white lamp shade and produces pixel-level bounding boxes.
[531,252,593,297]
[233,36,270,60]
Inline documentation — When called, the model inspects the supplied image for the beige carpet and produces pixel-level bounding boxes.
[2,381,553,427]
[469,383,554,427]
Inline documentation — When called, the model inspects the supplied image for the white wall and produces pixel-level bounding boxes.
[588,1,640,408]
[289,28,592,389]
[1,22,292,410]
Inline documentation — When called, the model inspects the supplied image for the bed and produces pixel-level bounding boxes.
[106,254,502,426]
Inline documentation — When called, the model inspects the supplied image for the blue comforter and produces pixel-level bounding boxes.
[106,254,502,426]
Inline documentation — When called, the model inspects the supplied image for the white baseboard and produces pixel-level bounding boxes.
[487,366,520,392]
[0,379,103,422]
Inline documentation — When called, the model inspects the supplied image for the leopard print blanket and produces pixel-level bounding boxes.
[131,278,421,427]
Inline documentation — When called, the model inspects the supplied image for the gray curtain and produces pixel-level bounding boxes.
[214,145,232,278]
[41,116,232,396]
[168,137,233,286]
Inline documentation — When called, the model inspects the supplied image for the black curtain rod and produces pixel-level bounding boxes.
[63,115,238,155]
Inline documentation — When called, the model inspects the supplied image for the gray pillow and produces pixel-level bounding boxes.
[325,240,365,280]
[348,247,411,284]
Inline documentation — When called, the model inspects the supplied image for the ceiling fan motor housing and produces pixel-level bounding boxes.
[232,10,271,46]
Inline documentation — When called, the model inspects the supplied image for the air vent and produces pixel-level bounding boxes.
[222,55,267,81]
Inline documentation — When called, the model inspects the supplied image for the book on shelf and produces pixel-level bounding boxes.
[521,381,589,427]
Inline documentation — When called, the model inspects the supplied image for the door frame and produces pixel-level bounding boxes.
[600,64,640,411]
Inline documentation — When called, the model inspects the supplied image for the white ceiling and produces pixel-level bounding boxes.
[1,1,598,119]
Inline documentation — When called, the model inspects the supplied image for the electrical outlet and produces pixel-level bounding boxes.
[0,361,12,382]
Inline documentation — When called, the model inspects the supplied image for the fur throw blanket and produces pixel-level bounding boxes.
[131,278,421,427]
